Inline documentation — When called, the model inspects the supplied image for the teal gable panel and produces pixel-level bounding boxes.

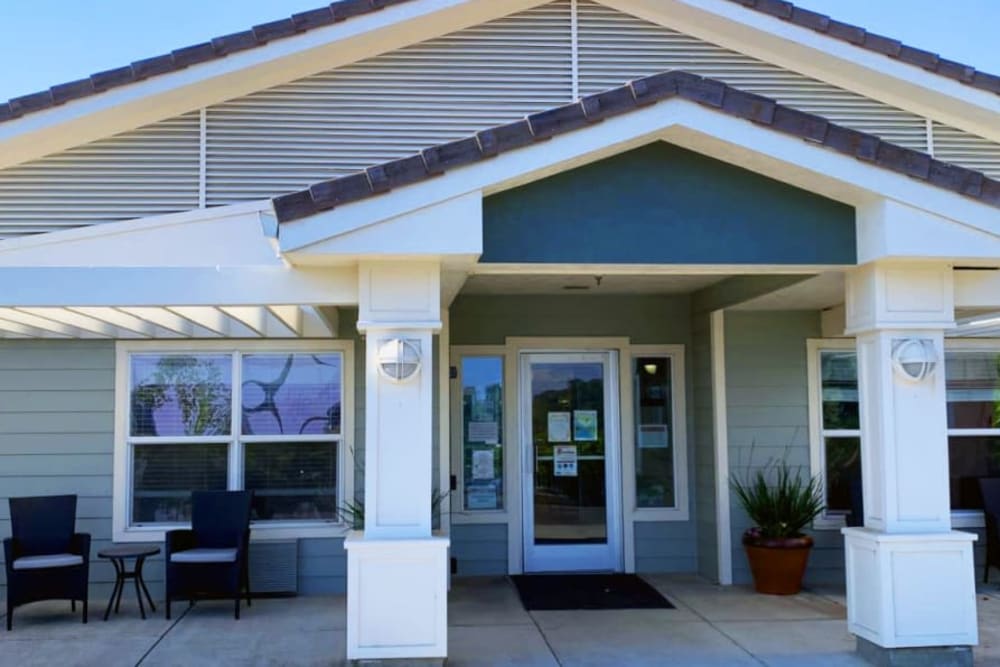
[482,142,856,265]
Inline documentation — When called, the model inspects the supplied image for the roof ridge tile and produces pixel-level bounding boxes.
[271,72,1000,224]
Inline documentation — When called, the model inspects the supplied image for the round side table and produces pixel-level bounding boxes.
[97,544,160,621]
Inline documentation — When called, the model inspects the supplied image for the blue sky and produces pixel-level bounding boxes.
[0,0,996,101]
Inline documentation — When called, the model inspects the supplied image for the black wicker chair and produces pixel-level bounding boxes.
[845,476,865,528]
[164,490,253,620]
[4,494,90,630]
[978,478,1000,584]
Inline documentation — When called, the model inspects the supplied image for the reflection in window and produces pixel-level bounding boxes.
[819,350,861,512]
[126,349,343,528]
[461,356,504,511]
[947,351,1000,509]
[130,354,232,437]
[633,356,675,509]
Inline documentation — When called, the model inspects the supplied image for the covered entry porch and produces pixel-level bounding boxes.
[2,80,999,665]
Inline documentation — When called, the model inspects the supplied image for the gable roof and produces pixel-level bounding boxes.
[271,70,1000,223]
[728,0,1000,96]
[0,0,412,123]
[0,0,998,127]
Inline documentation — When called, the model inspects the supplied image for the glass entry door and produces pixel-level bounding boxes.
[521,352,622,572]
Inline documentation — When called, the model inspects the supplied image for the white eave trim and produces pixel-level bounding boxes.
[606,0,1000,143]
[0,0,546,169]
[279,97,1000,254]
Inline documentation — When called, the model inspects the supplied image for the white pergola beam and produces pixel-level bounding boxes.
[0,316,62,338]
[267,305,303,336]
[0,267,357,307]
[167,307,234,337]
[0,308,87,337]
[18,307,122,337]
[302,306,339,338]
[118,308,195,337]
[221,306,269,336]
[69,307,157,337]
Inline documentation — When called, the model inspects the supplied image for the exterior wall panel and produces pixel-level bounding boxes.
[481,143,856,265]
[0,325,367,600]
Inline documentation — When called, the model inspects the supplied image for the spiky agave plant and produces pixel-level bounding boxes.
[730,461,825,540]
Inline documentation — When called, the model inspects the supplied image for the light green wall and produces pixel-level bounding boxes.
[722,310,848,587]
[0,313,368,598]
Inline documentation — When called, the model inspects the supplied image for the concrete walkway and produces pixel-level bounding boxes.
[2,575,1000,666]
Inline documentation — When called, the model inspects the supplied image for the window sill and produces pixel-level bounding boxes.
[114,521,350,544]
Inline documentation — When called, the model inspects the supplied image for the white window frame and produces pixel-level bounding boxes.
[808,337,1000,530]
[113,339,354,542]
[943,338,1000,529]
[625,345,689,523]
[806,338,860,529]
[449,346,512,524]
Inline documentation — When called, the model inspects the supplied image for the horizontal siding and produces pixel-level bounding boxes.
[723,311,827,586]
[0,340,117,599]
[692,310,717,581]
[452,524,507,576]
[0,335,365,600]
[298,538,347,595]
[634,521,697,573]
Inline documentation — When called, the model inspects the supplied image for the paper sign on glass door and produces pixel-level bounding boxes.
[573,410,598,441]
[471,449,495,480]
[547,412,571,443]
[553,445,578,477]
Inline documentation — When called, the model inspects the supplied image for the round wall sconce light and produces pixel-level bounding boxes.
[891,338,938,383]
[377,338,421,382]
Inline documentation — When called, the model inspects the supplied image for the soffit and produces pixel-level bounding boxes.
[461,273,726,295]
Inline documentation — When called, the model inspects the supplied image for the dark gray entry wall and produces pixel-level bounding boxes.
[482,142,856,266]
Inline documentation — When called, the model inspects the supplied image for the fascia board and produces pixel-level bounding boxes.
[0,0,544,169]
[278,98,1000,252]
[603,0,1000,143]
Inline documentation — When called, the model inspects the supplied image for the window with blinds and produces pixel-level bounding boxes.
[127,349,344,527]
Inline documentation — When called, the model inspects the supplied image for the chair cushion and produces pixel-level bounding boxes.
[12,553,84,570]
[170,548,238,564]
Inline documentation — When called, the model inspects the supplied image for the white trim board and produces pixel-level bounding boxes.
[710,309,732,585]
[281,100,1000,260]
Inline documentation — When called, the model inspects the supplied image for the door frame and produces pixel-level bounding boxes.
[519,350,623,573]
[449,336,690,576]
[506,337,630,575]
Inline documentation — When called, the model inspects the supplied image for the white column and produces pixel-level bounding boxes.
[843,261,977,652]
[345,260,449,662]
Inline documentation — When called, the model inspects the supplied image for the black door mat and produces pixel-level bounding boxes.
[511,574,674,611]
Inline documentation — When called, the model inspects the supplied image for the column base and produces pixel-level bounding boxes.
[842,528,977,649]
[345,532,451,662]
[857,637,972,667]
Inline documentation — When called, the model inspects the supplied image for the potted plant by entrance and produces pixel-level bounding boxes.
[731,461,825,595]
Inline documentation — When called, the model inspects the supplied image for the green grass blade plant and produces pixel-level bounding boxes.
[730,460,825,539]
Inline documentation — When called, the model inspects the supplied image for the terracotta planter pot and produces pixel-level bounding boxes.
[743,535,813,595]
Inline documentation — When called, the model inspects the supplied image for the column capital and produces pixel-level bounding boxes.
[845,260,954,335]
[357,260,441,331]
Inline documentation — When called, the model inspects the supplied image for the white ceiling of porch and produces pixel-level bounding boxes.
[460,273,727,295]
[732,273,846,311]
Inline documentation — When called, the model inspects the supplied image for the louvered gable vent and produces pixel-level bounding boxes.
[205,1,574,205]
[0,113,200,236]
[0,0,998,239]
[576,1,928,150]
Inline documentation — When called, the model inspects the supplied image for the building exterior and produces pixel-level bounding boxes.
[1,0,999,663]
